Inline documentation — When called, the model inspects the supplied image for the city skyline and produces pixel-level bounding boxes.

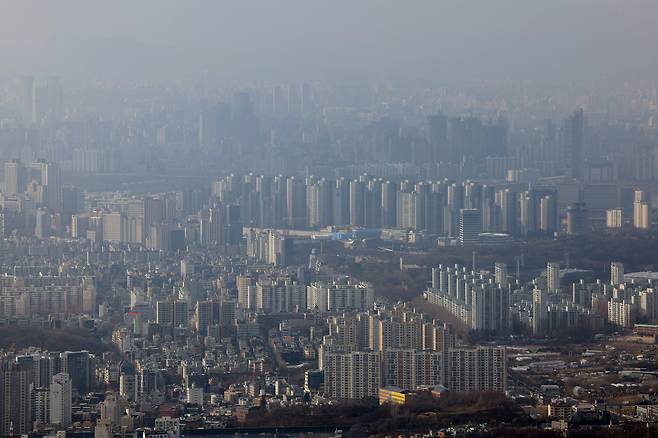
[1,1,658,83]
[2,3,658,437]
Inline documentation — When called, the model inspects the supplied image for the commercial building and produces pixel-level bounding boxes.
[459,208,481,246]
[0,361,31,436]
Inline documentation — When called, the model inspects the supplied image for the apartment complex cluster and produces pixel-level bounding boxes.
[0,236,511,438]
[210,174,658,242]
[425,264,510,333]
[2,158,657,253]
[425,260,658,337]
[0,274,96,319]
[315,304,506,399]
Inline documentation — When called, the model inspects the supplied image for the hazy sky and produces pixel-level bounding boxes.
[1,0,657,83]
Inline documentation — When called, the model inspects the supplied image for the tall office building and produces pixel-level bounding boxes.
[139,366,161,398]
[61,185,83,223]
[173,301,189,328]
[207,206,226,245]
[195,299,236,334]
[156,301,174,327]
[49,373,72,426]
[60,351,94,396]
[459,208,481,246]
[0,361,31,436]
[14,353,49,389]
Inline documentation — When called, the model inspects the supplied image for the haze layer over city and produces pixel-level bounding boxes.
[2,2,658,437]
